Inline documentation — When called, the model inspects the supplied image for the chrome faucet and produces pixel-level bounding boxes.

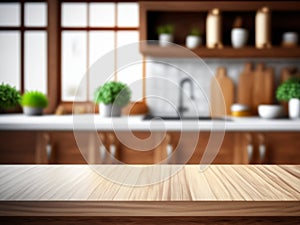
[178,77,195,115]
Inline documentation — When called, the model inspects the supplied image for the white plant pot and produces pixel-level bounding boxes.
[99,103,122,117]
[289,98,300,119]
[23,106,43,116]
[159,34,173,46]
[186,35,202,49]
[231,28,249,48]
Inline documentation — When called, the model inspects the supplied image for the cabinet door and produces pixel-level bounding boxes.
[189,132,241,164]
[116,131,165,164]
[237,132,300,164]
[49,132,86,164]
[162,132,241,164]
[0,131,36,164]
[262,132,300,164]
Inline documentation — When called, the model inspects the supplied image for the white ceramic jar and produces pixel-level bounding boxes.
[289,98,300,119]
[159,34,173,47]
[231,28,249,48]
[186,35,202,49]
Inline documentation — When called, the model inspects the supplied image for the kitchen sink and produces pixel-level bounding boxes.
[143,115,229,121]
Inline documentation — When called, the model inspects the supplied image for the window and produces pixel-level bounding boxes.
[61,1,142,102]
[0,1,48,94]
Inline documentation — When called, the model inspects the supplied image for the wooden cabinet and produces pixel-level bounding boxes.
[236,132,300,164]
[140,1,300,58]
[142,131,299,165]
[1,131,300,164]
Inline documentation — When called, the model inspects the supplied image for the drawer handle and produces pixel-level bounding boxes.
[247,144,254,163]
[259,144,266,163]
[258,134,266,163]
[245,133,253,164]
[110,144,116,157]
[46,144,52,162]
[99,145,106,163]
[165,133,173,163]
[166,144,173,158]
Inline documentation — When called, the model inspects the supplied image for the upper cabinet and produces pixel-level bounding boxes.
[139,1,300,58]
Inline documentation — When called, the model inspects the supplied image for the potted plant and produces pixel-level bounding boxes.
[20,91,48,116]
[157,24,174,46]
[276,77,300,119]
[186,28,202,49]
[94,81,131,117]
[231,16,249,48]
[0,83,21,112]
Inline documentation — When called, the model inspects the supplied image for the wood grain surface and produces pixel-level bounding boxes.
[211,67,234,116]
[0,165,299,217]
[237,63,254,109]
[252,63,275,114]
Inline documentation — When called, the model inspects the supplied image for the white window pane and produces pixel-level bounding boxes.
[62,31,87,101]
[89,31,114,67]
[117,31,139,47]
[90,3,115,27]
[62,3,87,27]
[0,31,20,90]
[117,31,142,101]
[118,63,143,102]
[89,31,115,100]
[25,3,47,27]
[25,32,47,94]
[0,3,20,27]
[117,3,139,27]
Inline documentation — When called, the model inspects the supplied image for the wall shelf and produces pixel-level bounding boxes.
[139,1,300,58]
[140,44,300,58]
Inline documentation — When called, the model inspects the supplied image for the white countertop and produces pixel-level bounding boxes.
[0,114,299,131]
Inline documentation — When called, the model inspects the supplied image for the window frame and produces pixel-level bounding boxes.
[59,0,142,103]
[0,0,48,94]
[0,0,144,113]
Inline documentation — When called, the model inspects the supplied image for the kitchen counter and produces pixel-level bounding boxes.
[0,165,299,224]
[0,114,300,131]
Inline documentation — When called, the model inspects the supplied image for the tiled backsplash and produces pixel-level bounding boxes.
[146,57,300,116]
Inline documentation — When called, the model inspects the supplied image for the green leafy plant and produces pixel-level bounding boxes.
[276,77,300,101]
[189,28,201,36]
[0,83,21,110]
[94,81,131,107]
[20,91,48,108]
[157,24,174,34]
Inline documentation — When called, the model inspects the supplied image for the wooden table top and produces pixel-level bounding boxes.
[0,165,299,217]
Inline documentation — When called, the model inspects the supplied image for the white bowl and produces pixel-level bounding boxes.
[258,105,284,119]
